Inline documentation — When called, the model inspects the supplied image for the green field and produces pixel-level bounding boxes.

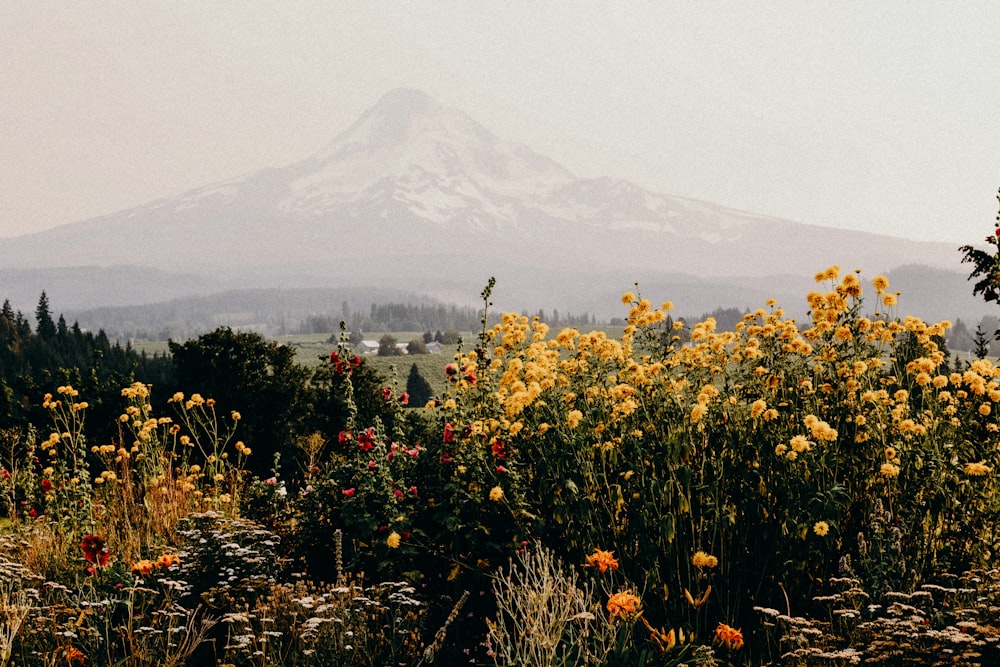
[130,324,633,402]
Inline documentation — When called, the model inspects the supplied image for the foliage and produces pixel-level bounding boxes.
[10,261,1000,664]
[0,295,174,434]
[169,327,311,478]
[960,187,1000,305]
[406,363,434,408]
[377,333,402,357]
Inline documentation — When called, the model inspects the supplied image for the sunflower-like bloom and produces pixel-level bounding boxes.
[965,461,992,476]
[692,550,718,569]
[387,531,402,549]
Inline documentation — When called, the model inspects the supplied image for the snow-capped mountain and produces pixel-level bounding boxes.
[0,88,972,319]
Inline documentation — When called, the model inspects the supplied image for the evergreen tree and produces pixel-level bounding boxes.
[34,292,56,340]
[406,363,433,407]
[974,324,991,359]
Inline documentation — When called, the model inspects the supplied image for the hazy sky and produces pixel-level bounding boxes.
[2,2,998,243]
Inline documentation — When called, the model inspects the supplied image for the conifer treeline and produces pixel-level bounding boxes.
[0,293,174,430]
[297,302,596,334]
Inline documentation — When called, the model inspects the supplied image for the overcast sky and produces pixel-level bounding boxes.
[2,2,998,243]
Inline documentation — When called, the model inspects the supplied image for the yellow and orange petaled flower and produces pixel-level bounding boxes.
[387,531,401,549]
[714,622,744,650]
[586,548,619,573]
[157,553,181,569]
[607,590,641,618]
[692,550,718,569]
[131,559,155,576]
[965,461,992,476]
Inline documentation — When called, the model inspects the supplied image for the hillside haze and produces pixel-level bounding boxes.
[1,88,985,327]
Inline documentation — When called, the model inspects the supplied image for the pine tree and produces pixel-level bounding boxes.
[406,363,433,407]
[974,324,991,359]
[34,292,56,340]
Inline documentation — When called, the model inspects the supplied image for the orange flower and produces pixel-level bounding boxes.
[585,548,619,573]
[63,646,85,665]
[157,553,181,569]
[607,590,641,618]
[131,559,155,576]
[714,622,744,650]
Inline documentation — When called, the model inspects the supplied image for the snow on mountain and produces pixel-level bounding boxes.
[1,87,961,293]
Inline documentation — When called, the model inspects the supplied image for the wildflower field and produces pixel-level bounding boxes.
[5,265,1000,666]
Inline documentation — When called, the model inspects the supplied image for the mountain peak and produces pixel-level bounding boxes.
[315,87,448,161]
[372,87,438,115]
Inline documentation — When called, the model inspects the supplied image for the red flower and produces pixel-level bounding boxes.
[399,392,409,405]
[491,440,507,459]
[358,427,375,452]
[443,423,454,444]
[338,430,352,444]
[27,507,37,519]
[342,488,356,497]
[445,363,458,377]
[382,386,392,401]
[394,489,404,499]
[497,465,508,474]
[40,479,52,494]
[81,535,109,567]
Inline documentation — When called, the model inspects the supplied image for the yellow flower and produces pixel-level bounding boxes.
[750,399,767,419]
[566,410,583,429]
[880,462,900,478]
[489,486,504,502]
[965,461,992,476]
[621,292,636,305]
[883,293,898,307]
[692,550,718,569]
[607,590,641,618]
[586,548,619,573]
[690,404,707,423]
[812,521,830,537]
[872,275,890,293]
[387,531,401,549]
[980,404,992,417]
[790,435,812,453]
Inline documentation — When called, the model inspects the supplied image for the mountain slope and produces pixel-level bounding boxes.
[1,87,978,326]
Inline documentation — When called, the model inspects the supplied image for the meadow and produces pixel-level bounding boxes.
[4,267,1000,666]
